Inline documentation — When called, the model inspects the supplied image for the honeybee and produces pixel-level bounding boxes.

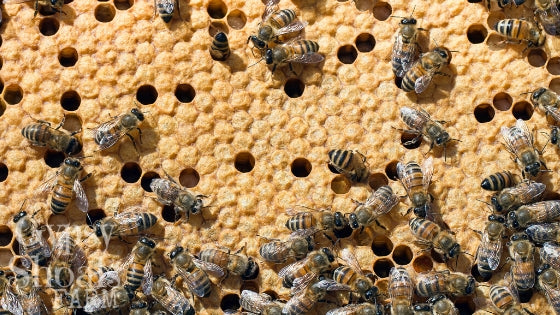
[396,158,433,218]
[541,242,560,271]
[1,271,47,315]
[399,107,455,160]
[494,19,546,50]
[526,222,560,243]
[150,277,194,315]
[328,149,370,184]
[279,247,336,288]
[259,229,316,263]
[535,0,560,35]
[285,207,350,238]
[530,87,560,122]
[0,270,11,315]
[13,210,51,267]
[61,266,119,309]
[283,276,349,315]
[83,286,133,314]
[409,217,461,261]
[21,116,82,155]
[388,267,414,315]
[91,108,145,152]
[150,173,206,221]
[490,180,545,213]
[198,246,259,280]
[481,170,518,191]
[240,289,284,315]
[248,0,306,50]
[40,157,90,214]
[411,304,431,315]
[508,232,535,292]
[210,32,231,61]
[537,264,560,313]
[155,0,178,23]
[349,185,399,230]
[392,14,422,78]
[507,200,560,229]
[415,270,475,297]
[130,299,150,315]
[428,294,458,315]
[48,233,86,289]
[475,214,506,279]
[326,302,385,315]
[550,126,560,146]
[333,247,379,303]
[489,284,532,314]
[169,246,224,298]
[484,0,526,10]
[121,236,156,294]
[93,209,158,244]
[501,119,546,178]
[401,47,452,94]
[264,39,324,73]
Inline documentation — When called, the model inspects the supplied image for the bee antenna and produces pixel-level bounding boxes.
[248,56,265,68]
[519,91,532,96]
[389,15,405,19]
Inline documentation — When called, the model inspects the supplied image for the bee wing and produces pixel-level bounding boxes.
[240,290,272,313]
[95,270,120,289]
[0,285,23,315]
[141,259,153,295]
[154,280,193,315]
[261,0,279,21]
[290,272,316,295]
[414,73,434,94]
[544,105,560,123]
[396,162,413,196]
[84,292,110,313]
[501,124,527,157]
[479,232,502,271]
[326,304,369,315]
[275,20,308,37]
[393,35,417,77]
[90,114,126,150]
[315,278,353,291]
[2,0,31,4]
[176,263,210,297]
[73,179,89,213]
[38,171,58,194]
[286,52,324,64]
[421,157,434,191]
[534,201,560,223]
[517,181,546,201]
[278,257,308,278]
[110,209,149,234]
[288,228,317,239]
[340,247,364,276]
[538,5,560,35]
[515,118,534,146]
[192,257,226,278]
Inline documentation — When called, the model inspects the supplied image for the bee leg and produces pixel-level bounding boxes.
[257,234,280,241]
[80,172,92,182]
[288,63,297,76]
[55,114,67,130]
[136,127,143,144]
[374,220,387,230]
[34,0,39,17]
[118,235,132,244]
[125,133,140,155]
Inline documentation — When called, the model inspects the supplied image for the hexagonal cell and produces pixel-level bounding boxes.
[372,1,391,21]
[373,258,394,278]
[94,3,116,22]
[331,175,351,194]
[337,45,358,64]
[412,254,433,273]
[141,171,160,192]
[474,103,495,123]
[385,161,398,181]
[58,47,78,67]
[86,208,106,228]
[527,48,547,68]
[547,57,560,75]
[0,98,5,117]
[44,150,65,168]
[0,225,13,247]
[291,158,312,178]
[60,90,81,111]
[234,152,255,173]
[368,173,388,190]
[354,0,373,11]
[372,235,393,256]
[0,163,7,183]
[162,205,180,222]
[355,33,375,52]
[121,162,142,183]
[550,78,560,94]
[179,167,200,188]
[227,9,246,30]
[401,131,422,149]
[492,92,512,111]
[207,0,227,19]
[209,21,229,37]
[136,84,158,105]
[512,101,533,120]
[466,24,487,44]
[62,113,82,134]
[12,239,20,255]
[0,249,13,266]
[262,290,278,300]
[39,17,60,36]
[239,281,259,294]
[175,83,196,103]
[114,0,133,10]
[4,84,23,105]
[392,244,413,265]
[284,78,305,98]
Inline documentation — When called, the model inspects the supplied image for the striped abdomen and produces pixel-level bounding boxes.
[409,217,440,242]
[329,149,353,171]
[401,162,424,195]
[259,241,291,263]
[392,40,417,77]
[125,261,147,292]
[401,62,428,92]
[286,212,315,231]
[333,266,359,287]
[416,273,447,297]
[494,19,545,47]
[22,123,52,145]
[481,171,516,191]
[51,173,78,214]
[199,248,229,271]
[268,9,296,29]
[284,291,316,315]
[127,213,158,236]
[489,285,515,310]
[288,40,319,56]
[512,261,535,291]
[389,267,413,300]
[282,264,309,288]
[186,266,212,297]
[24,239,49,266]
[210,32,230,61]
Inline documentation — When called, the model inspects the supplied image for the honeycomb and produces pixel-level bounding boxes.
[0,0,559,312]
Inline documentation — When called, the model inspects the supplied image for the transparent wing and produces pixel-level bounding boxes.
[2,0,31,4]
[478,232,502,271]
[392,34,418,77]
[90,115,126,150]
[288,228,317,239]
[240,290,272,313]
[544,105,560,123]
[421,157,434,191]
[1,285,23,315]
[278,257,308,278]
[38,171,58,194]
[153,279,193,315]
[414,73,434,94]
[533,201,560,222]
[261,0,279,21]
[538,5,560,35]
[397,161,414,196]
[340,247,364,276]
[501,122,530,158]
[286,52,324,64]
[290,272,315,296]
[141,259,153,295]
[95,270,120,289]
[516,118,534,146]
[315,279,353,291]
[515,181,546,203]
[73,179,89,213]
[192,257,226,278]
[275,21,308,37]
[84,292,109,313]
[110,209,149,234]
[326,303,369,315]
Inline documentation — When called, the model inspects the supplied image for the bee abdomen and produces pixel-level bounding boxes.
[328,149,352,169]
[269,9,296,28]
[333,266,356,285]
[286,212,314,231]
[481,171,516,191]
[210,32,230,61]
[51,185,73,214]
[259,242,289,263]
[22,124,50,144]
[401,66,426,92]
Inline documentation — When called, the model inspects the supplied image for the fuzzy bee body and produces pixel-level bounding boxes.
[240,289,284,315]
[22,119,82,155]
[279,247,335,288]
[494,19,546,49]
[491,180,545,213]
[92,108,144,151]
[150,176,206,221]
[122,237,156,294]
[401,47,452,94]
[349,185,399,229]
[476,215,506,279]
[536,0,560,35]
[389,267,414,315]
[169,246,224,297]
[392,17,421,78]
[501,119,545,178]
[328,149,370,183]
[94,210,158,243]
[210,32,231,61]
[508,232,535,292]
[265,40,323,73]
[489,284,531,314]
[399,107,454,159]
[508,200,560,228]
[409,217,460,261]
[151,277,195,315]
[13,211,51,267]
[198,247,259,280]
[397,158,433,218]
[481,171,518,191]
[415,271,475,297]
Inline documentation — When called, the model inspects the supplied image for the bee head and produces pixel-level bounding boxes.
[93,220,105,237]
[364,286,378,302]
[435,132,450,146]
[322,247,335,262]
[526,162,541,177]
[265,49,274,65]
[413,304,431,312]
[465,276,476,295]
[169,246,184,260]
[401,18,417,25]
[248,36,266,50]
[490,195,502,212]
[66,138,82,155]
[131,300,149,309]
[447,242,461,259]
[131,108,145,121]
[413,205,427,218]
[65,158,81,168]
[333,211,346,228]
[434,47,452,64]
[537,263,551,276]
[348,213,360,229]
[191,197,203,214]
[13,211,27,223]
[241,257,259,280]
[139,236,156,248]
[488,214,505,223]
[531,87,547,104]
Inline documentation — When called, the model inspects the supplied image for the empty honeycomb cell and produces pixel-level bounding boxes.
[141,171,160,192]
[474,103,495,123]
[354,0,374,11]
[492,92,512,111]
[209,21,229,37]
[331,175,351,194]
[60,90,81,111]
[4,84,23,105]
[0,98,5,117]
[262,290,278,300]
[239,281,259,294]
[94,4,116,22]
[179,167,200,188]
[39,17,59,36]
[136,84,158,105]
[385,160,398,181]
[372,1,392,21]
[412,254,433,273]
[547,57,560,75]
[207,0,227,19]
[0,78,4,94]
[466,24,487,44]
[401,131,422,149]
[471,264,491,282]
[355,33,375,53]
[455,299,476,314]
[12,256,28,269]
[512,101,533,120]
[44,150,65,168]
[550,78,560,94]
[227,9,246,30]
[86,208,106,228]
[0,163,7,182]
[284,78,305,98]
[392,244,413,265]
[234,152,255,173]
[519,290,533,303]
[0,56,3,70]
[62,113,82,133]
[220,293,241,313]
[290,158,312,177]
[368,173,388,190]
[527,48,548,68]
[337,45,358,64]
[328,163,341,174]
[373,258,394,278]
[0,225,12,247]
[113,0,133,10]
[48,214,70,231]
[0,249,12,266]
[162,205,180,222]
[58,47,78,67]
[175,83,196,103]
[120,162,142,183]
[371,235,393,256]
[12,240,19,255]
